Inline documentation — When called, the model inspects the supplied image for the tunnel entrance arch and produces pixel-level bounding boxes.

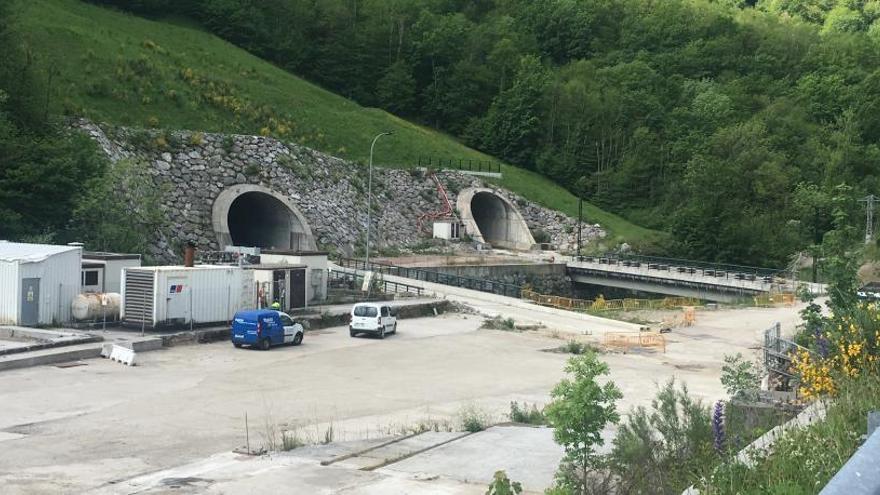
[456,188,536,250]
[212,185,317,251]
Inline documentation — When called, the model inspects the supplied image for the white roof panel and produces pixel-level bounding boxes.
[0,241,81,263]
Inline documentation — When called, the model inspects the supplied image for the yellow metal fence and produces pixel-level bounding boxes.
[521,289,700,313]
[604,332,667,353]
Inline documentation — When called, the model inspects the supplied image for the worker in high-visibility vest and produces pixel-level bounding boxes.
[271,301,281,310]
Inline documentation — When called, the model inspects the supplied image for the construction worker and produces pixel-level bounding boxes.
[271,301,281,310]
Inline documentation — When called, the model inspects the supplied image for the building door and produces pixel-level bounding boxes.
[290,269,306,309]
[21,278,40,326]
[272,270,287,308]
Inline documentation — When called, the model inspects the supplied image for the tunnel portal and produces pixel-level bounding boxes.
[213,185,316,251]
[457,188,536,250]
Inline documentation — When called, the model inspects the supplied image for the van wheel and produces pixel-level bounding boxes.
[293,333,303,346]
[259,338,271,351]
[378,327,385,340]
[233,343,242,348]
[350,329,357,338]
[392,323,397,334]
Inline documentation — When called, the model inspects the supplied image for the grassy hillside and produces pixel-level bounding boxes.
[16,0,661,245]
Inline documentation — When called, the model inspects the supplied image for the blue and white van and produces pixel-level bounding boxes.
[231,309,304,350]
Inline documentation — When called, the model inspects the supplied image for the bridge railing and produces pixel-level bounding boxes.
[337,257,522,298]
[571,252,787,282]
[329,268,425,297]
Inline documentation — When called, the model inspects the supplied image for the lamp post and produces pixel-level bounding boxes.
[365,132,393,269]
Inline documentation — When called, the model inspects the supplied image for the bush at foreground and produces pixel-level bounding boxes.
[703,373,880,494]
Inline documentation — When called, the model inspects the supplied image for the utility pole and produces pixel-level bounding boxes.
[576,197,583,260]
[860,194,876,245]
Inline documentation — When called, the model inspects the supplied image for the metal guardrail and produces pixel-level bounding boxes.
[329,269,424,297]
[580,253,787,280]
[337,258,522,298]
[417,156,502,174]
[820,412,880,494]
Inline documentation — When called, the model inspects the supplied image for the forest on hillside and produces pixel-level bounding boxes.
[4,0,879,266]
[84,0,880,267]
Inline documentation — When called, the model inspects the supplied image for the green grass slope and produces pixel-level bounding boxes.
[17,0,661,245]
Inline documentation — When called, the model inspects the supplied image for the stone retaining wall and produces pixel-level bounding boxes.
[75,121,604,262]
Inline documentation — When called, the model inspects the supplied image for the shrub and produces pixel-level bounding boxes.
[609,378,713,495]
[458,404,491,432]
[720,353,761,401]
[531,228,551,244]
[509,401,545,425]
[189,132,204,146]
[482,316,516,330]
[486,470,522,495]
[562,340,593,355]
[244,163,260,176]
[222,135,235,153]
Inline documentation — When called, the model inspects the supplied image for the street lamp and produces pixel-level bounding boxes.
[365,131,393,269]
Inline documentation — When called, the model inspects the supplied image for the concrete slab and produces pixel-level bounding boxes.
[0,343,104,371]
[0,303,805,494]
[384,426,563,490]
[0,326,103,357]
[0,339,31,352]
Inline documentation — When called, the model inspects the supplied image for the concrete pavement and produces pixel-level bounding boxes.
[0,302,805,494]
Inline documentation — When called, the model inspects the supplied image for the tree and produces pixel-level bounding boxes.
[69,159,165,256]
[376,60,417,116]
[473,55,548,168]
[545,352,622,494]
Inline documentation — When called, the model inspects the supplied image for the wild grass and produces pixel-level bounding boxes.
[704,373,880,494]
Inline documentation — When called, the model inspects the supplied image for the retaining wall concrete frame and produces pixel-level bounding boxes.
[457,188,536,250]
[212,185,317,251]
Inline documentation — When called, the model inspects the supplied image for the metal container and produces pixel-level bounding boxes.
[121,266,251,328]
[71,292,121,321]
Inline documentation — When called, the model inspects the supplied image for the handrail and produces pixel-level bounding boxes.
[337,257,522,298]
[581,252,787,278]
[329,268,424,297]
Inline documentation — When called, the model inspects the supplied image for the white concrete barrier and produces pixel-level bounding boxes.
[104,344,137,366]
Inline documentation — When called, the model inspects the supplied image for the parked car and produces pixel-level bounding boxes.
[350,303,397,338]
[231,309,304,350]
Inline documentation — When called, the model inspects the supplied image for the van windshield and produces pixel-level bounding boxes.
[353,306,378,317]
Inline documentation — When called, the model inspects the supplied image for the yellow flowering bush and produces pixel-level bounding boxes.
[792,307,880,400]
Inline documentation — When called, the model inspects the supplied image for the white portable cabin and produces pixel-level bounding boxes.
[0,241,82,326]
[433,220,462,241]
[259,250,329,306]
[121,265,251,329]
[81,252,142,293]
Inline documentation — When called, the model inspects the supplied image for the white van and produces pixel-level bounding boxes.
[350,303,397,339]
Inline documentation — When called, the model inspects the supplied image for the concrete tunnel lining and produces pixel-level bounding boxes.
[212,185,317,251]
[456,188,536,250]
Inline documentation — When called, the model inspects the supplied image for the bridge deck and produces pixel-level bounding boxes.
[566,258,780,295]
